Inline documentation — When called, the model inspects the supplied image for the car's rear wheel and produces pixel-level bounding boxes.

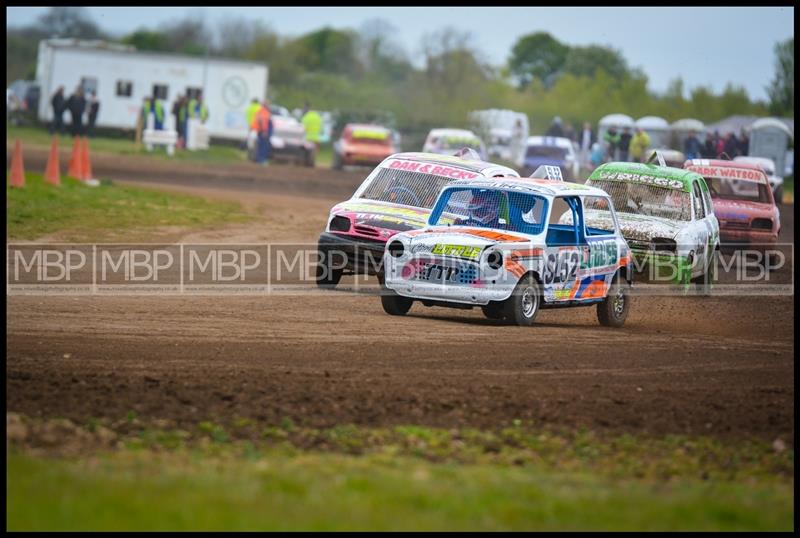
[502,275,541,326]
[332,151,343,170]
[597,275,629,327]
[481,303,506,320]
[381,293,413,316]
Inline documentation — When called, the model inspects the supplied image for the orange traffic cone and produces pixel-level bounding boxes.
[80,137,94,181]
[9,139,25,188]
[67,137,83,179]
[44,137,61,186]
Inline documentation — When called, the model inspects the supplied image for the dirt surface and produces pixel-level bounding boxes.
[6,158,796,443]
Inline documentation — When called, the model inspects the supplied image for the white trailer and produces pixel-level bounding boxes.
[35,39,268,141]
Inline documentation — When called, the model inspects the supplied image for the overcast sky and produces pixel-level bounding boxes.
[6,6,794,101]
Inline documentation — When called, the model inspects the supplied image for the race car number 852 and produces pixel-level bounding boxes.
[544,250,579,285]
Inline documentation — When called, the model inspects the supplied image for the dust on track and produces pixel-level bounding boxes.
[6,158,796,442]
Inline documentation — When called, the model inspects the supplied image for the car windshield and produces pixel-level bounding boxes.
[705,176,772,203]
[434,136,482,150]
[587,179,692,221]
[429,187,548,235]
[526,145,567,159]
[359,167,462,209]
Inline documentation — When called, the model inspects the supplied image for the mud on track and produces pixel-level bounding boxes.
[6,159,796,443]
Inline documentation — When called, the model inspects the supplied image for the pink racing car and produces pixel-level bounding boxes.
[316,151,519,288]
[684,158,780,253]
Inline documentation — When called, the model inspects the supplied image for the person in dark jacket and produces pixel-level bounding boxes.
[545,116,565,138]
[702,131,717,158]
[618,127,633,162]
[50,86,66,135]
[722,133,740,158]
[66,86,86,137]
[172,94,185,148]
[683,130,702,160]
[87,91,100,137]
[738,131,749,156]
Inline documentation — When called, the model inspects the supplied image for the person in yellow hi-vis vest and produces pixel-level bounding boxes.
[301,101,322,152]
[245,98,260,127]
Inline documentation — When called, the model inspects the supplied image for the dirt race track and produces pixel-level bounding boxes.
[6,154,796,443]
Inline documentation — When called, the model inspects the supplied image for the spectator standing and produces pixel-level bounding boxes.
[590,142,605,169]
[172,95,185,148]
[628,127,651,163]
[683,130,702,160]
[545,116,564,138]
[738,130,749,156]
[152,96,165,130]
[724,133,740,158]
[87,91,100,137]
[50,86,66,135]
[715,132,726,157]
[196,95,209,124]
[252,100,272,165]
[301,102,322,153]
[578,122,595,170]
[618,127,633,162]
[66,86,86,137]
[603,126,620,161]
[702,131,717,158]
[563,122,575,143]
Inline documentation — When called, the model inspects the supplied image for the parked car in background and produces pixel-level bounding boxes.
[733,156,784,204]
[684,159,780,256]
[521,136,580,180]
[422,128,487,160]
[247,104,316,166]
[332,124,396,170]
[316,152,519,288]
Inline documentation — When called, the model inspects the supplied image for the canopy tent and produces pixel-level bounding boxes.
[635,116,670,149]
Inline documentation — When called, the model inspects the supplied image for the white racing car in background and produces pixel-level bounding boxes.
[422,128,488,161]
[381,166,634,326]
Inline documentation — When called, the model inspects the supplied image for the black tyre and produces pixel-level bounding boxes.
[502,275,541,326]
[481,303,506,320]
[314,255,343,289]
[305,149,315,168]
[381,293,413,316]
[691,248,718,296]
[597,275,630,327]
[774,186,783,205]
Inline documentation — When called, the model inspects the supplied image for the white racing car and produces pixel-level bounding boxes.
[381,167,634,326]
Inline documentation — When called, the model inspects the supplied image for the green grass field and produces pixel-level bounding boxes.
[7,172,253,241]
[6,417,794,531]
[7,124,334,168]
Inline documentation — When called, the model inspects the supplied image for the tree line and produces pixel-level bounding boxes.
[6,7,794,138]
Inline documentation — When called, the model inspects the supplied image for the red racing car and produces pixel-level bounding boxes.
[332,124,397,170]
[683,158,780,253]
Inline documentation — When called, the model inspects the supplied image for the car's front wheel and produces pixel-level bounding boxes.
[381,293,413,316]
[774,186,784,205]
[597,275,630,327]
[481,302,506,320]
[502,275,541,326]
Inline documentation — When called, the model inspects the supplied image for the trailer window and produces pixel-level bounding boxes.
[186,87,202,100]
[81,77,98,96]
[116,80,133,97]
[152,84,169,101]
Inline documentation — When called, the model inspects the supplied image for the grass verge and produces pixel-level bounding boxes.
[7,172,253,241]
[6,414,794,531]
